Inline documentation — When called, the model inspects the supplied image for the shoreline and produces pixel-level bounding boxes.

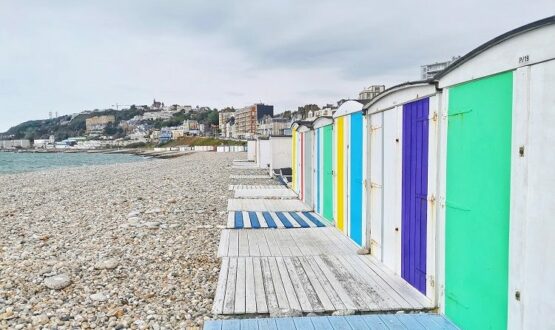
[0,148,195,160]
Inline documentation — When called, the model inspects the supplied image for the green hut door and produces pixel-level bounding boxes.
[322,125,334,222]
[445,71,513,330]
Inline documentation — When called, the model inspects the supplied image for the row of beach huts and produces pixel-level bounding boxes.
[248,17,554,330]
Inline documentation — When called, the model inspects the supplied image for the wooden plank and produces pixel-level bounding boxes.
[230,174,270,179]
[239,319,258,330]
[275,257,301,311]
[267,257,291,310]
[307,317,334,330]
[344,315,372,330]
[358,255,430,309]
[283,230,302,256]
[217,230,230,257]
[227,212,235,228]
[339,255,401,310]
[293,317,315,330]
[311,256,357,310]
[228,198,311,212]
[247,230,260,257]
[264,230,281,257]
[379,314,408,329]
[273,318,297,330]
[256,211,268,228]
[260,257,279,312]
[304,257,346,311]
[417,314,459,329]
[252,257,268,314]
[270,212,285,228]
[327,316,353,329]
[320,255,378,311]
[242,211,252,228]
[297,257,336,311]
[234,257,246,314]
[238,230,249,256]
[257,230,271,256]
[395,314,426,329]
[212,257,229,314]
[221,319,241,330]
[258,318,279,330]
[361,315,389,330]
[245,257,257,314]
[319,227,359,255]
[285,257,324,312]
[223,257,237,314]
[227,230,239,257]
[203,320,222,330]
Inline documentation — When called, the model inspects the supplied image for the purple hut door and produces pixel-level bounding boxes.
[401,98,429,295]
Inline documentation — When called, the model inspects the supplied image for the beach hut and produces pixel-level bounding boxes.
[256,138,271,169]
[291,123,301,195]
[247,140,256,161]
[363,81,440,304]
[432,16,555,330]
[312,116,334,223]
[333,100,365,246]
[268,135,292,173]
[291,121,313,202]
[296,121,315,208]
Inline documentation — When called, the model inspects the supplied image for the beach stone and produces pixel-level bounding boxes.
[94,258,119,270]
[0,152,237,328]
[332,309,356,316]
[269,308,302,317]
[44,274,71,290]
[127,211,141,218]
[90,293,108,302]
[144,221,161,229]
[145,208,161,214]
[32,313,49,325]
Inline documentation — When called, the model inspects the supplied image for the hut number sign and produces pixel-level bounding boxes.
[518,54,530,64]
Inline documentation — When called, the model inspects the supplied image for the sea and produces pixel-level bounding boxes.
[0,152,146,175]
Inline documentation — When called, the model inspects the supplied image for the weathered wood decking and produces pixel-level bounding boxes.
[226,211,327,229]
[230,174,271,179]
[212,254,433,315]
[229,185,287,191]
[227,199,312,212]
[219,228,356,257]
[234,188,297,199]
[211,157,439,326]
[205,314,458,330]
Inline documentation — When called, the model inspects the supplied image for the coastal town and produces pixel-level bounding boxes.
[0,57,455,152]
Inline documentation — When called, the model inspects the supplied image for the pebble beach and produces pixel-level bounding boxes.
[0,152,241,329]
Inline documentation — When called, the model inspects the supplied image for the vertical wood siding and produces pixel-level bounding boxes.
[401,98,429,294]
[445,71,513,330]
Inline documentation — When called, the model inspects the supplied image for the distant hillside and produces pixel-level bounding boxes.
[3,107,219,141]
[3,108,146,141]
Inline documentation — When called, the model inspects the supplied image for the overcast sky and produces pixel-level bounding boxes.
[0,1,553,131]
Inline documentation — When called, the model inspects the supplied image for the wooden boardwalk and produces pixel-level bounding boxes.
[234,188,297,199]
[228,199,312,212]
[218,228,357,257]
[212,255,433,315]
[226,211,327,229]
[230,175,271,179]
[204,314,458,330]
[229,184,287,191]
